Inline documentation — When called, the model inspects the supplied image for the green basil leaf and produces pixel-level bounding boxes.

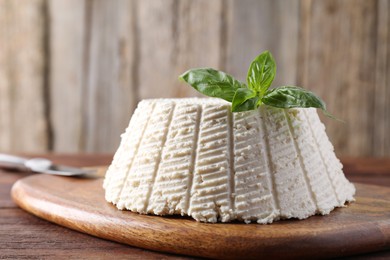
[179,68,246,102]
[262,86,326,109]
[231,88,257,112]
[232,97,260,112]
[247,51,276,94]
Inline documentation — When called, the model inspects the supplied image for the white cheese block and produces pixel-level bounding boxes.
[103,98,355,224]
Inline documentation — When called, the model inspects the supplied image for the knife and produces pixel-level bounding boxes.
[0,153,96,177]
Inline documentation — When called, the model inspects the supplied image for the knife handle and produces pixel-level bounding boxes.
[0,154,28,171]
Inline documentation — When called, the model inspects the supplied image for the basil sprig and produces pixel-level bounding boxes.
[179,50,331,116]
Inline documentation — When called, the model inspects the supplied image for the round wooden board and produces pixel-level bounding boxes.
[11,173,390,259]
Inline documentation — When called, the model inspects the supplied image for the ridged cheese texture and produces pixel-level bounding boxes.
[103,98,355,224]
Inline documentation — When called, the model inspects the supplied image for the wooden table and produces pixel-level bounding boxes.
[1,154,390,259]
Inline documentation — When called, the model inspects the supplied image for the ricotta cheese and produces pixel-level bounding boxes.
[103,98,355,224]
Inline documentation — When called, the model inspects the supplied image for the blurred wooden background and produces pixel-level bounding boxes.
[0,0,389,156]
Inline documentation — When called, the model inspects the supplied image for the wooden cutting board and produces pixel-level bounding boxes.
[11,170,390,259]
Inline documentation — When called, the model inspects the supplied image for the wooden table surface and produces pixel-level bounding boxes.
[1,154,390,259]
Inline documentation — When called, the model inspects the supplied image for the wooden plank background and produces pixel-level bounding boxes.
[0,0,389,156]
